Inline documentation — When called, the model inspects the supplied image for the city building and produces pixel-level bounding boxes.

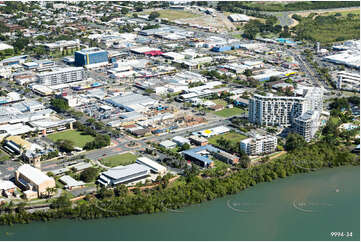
[59,175,85,190]
[172,136,190,146]
[336,71,360,92]
[189,135,208,146]
[293,110,320,142]
[105,94,157,112]
[15,164,56,198]
[97,163,150,187]
[136,157,167,175]
[36,67,84,86]
[240,135,277,156]
[74,47,108,67]
[248,87,323,127]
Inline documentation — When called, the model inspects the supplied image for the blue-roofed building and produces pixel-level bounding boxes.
[74,47,108,67]
[181,145,239,167]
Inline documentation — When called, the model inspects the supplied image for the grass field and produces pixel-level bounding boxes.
[0,150,10,163]
[99,153,137,168]
[142,9,199,20]
[208,131,247,147]
[211,99,227,106]
[47,130,95,148]
[213,107,245,117]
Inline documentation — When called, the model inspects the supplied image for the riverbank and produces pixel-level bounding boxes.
[0,140,358,226]
[0,165,359,241]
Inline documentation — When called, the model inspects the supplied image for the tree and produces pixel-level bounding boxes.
[285,133,306,151]
[50,97,69,113]
[149,11,160,21]
[179,143,190,151]
[243,69,252,77]
[46,187,57,198]
[50,195,71,209]
[121,7,129,15]
[80,167,98,182]
[56,139,74,153]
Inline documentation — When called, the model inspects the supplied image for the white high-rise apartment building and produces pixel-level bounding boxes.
[240,135,277,156]
[36,67,84,86]
[293,110,320,142]
[248,87,323,127]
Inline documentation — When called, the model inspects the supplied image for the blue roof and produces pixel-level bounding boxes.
[181,145,220,165]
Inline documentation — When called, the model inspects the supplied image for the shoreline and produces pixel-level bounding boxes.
[0,141,358,226]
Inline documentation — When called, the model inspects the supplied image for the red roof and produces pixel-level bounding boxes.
[144,50,164,56]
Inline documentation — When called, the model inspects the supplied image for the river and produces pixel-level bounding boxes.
[0,166,359,241]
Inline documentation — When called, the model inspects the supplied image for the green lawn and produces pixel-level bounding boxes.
[211,99,227,106]
[47,130,95,148]
[208,131,247,147]
[142,9,199,20]
[0,150,10,163]
[99,153,138,168]
[213,159,231,169]
[213,107,245,117]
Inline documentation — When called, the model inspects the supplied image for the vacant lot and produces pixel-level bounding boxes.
[47,130,95,148]
[213,107,245,117]
[99,153,137,168]
[142,9,199,20]
[208,132,247,147]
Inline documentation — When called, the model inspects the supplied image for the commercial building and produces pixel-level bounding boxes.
[105,94,157,112]
[240,135,277,156]
[323,51,360,69]
[182,145,217,168]
[172,136,190,146]
[15,164,56,198]
[43,39,80,51]
[293,110,320,142]
[97,163,150,187]
[59,175,85,190]
[228,14,250,22]
[248,87,323,127]
[136,157,167,175]
[189,135,208,146]
[74,47,108,67]
[36,67,84,86]
[336,71,360,92]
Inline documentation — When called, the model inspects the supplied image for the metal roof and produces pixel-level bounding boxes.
[17,164,54,186]
[101,163,149,180]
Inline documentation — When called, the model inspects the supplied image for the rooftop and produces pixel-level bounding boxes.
[17,164,54,186]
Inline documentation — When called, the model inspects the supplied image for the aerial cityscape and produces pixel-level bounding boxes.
[0,1,358,241]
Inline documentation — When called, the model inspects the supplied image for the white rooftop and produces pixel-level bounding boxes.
[17,164,54,186]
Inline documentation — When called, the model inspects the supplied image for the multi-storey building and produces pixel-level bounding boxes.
[74,47,108,67]
[248,87,323,127]
[36,67,84,86]
[336,71,360,92]
[293,110,320,142]
[240,135,277,156]
[248,94,306,127]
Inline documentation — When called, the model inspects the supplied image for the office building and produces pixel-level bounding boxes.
[293,110,320,142]
[240,135,277,156]
[36,67,84,86]
[74,47,108,67]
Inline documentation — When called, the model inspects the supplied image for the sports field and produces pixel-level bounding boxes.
[47,130,95,148]
[99,153,138,168]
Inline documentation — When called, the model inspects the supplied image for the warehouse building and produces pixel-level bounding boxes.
[105,94,157,112]
[97,163,150,187]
